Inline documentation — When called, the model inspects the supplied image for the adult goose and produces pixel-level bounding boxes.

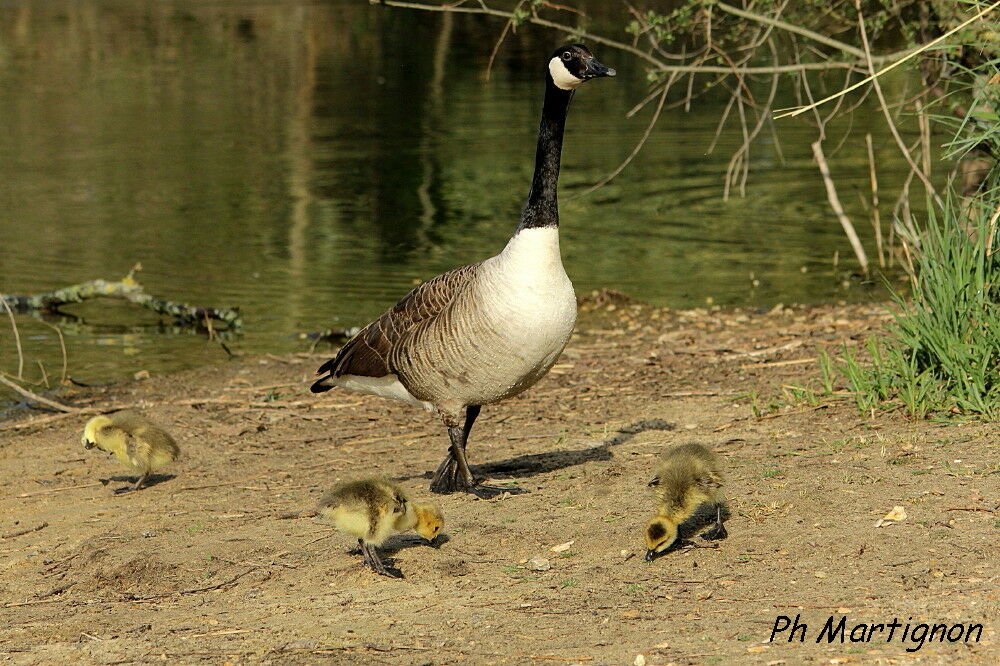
[311,44,615,496]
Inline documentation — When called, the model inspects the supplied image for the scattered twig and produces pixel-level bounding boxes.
[945,507,997,514]
[16,483,103,498]
[0,374,80,413]
[2,521,49,539]
[122,568,257,601]
[528,656,593,663]
[740,357,817,369]
[37,583,74,600]
[178,478,264,492]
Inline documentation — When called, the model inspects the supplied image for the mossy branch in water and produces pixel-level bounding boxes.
[0,266,242,329]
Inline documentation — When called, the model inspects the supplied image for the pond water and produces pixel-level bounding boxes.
[0,0,928,397]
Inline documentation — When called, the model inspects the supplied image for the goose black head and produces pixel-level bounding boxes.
[548,44,616,91]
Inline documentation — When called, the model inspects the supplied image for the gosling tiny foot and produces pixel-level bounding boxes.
[701,523,728,541]
[361,542,403,578]
[131,473,150,492]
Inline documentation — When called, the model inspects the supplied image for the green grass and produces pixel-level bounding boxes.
[824,52,1000,420]
[828,193,1000,418]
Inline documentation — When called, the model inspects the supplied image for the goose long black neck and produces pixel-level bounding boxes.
[516,76,573,232]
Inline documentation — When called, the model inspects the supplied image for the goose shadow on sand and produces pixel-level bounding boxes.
[396,419,677,485]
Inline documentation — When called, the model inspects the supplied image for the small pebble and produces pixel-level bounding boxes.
[142,530,155,538]
[527,557,551,571]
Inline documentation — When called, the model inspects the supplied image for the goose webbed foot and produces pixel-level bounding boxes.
[429,452,478,495]
[429,459,526,497]
[360,541,403,578]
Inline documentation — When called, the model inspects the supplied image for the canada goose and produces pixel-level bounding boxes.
[81,411,180,492]
[311,44,616,496]
[318,478,444,578]
[644,443,727,561]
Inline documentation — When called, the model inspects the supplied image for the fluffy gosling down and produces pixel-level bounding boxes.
[318,478,444,578]
[82,411,180,492]
[644,443,728,561]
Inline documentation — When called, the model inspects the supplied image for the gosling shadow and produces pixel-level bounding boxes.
[380,533,450,556]
[677,502,731,541]
[102,474,176,494]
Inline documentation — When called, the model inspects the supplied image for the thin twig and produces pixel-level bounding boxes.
[121,568,257,601]
[2,522,49,539]
[567,84,668,200]
[812,140,869,273]
[0,373,80,413]
[1,297,24,379]
[776,0,1000,119]
[484,0,525,80]
[865,133,885,267]
[716,1,867,60]
[380,0,907,75]
[17,483,103,498]
[854,2,942,209]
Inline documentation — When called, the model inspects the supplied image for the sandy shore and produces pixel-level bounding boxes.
[2,294,996,664]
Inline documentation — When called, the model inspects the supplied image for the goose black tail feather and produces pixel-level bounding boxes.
[310,376,333,393]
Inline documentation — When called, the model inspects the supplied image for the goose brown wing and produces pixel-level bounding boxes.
[311,262,482,388]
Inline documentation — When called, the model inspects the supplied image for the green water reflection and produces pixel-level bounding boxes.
[1,0,923,394]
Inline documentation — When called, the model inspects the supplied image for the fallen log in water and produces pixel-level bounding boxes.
[0,265,241,329]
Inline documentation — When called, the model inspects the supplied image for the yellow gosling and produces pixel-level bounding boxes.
[317,478,444,578]
[82,411,180,492]
[644,443,727,561]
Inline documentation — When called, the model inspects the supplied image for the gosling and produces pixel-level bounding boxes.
[644,443,727,561]
[82,411,180,492]
[317,478,444,578]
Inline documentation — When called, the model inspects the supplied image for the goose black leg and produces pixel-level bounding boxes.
[430,406,525,498]
[430,406,480,494]
[701,505,728,541]
[359,539,402,578]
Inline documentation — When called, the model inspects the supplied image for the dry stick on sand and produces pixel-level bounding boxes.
[0,264,241,329]
[1,522,48,539]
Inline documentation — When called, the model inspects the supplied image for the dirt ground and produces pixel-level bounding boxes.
[2,293,997,665]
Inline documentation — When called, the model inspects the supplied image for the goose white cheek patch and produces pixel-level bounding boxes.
[548,57,583,90]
